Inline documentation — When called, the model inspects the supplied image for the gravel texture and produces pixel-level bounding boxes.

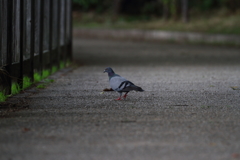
[0,38,240,160]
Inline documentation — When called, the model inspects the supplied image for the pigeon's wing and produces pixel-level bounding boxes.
[110,76,144,92]
[109,76,128,91]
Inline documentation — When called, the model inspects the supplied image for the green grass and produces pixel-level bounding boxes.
[34,73,42,83]
[36,79,54,89]
[23,77,32,89]
[66,60,71,67]
[36,84,46,89]
[0,92,7,102]
[19,70,54,90]
[42,70,51,79]
[46,79,54,83]
[11,83,20,95]
[52,66,58,74]
[60,62,65,69]
[0,61,70,102]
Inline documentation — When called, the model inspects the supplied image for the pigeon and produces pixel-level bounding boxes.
[103,67,144,100]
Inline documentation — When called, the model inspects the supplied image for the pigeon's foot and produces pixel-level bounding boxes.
[123,92,128,99]
[115,97,122,100]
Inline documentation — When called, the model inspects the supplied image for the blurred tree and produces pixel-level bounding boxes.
[182,0,189,23]
[72,0,112,13]
[160,0,180,20]
[72,0,97,11]
[161,0,170,20]
[169,0,178,19]
[112,0,122,16]
[223,0,240,13]
[72,0,240,22]
[120,0,145,15]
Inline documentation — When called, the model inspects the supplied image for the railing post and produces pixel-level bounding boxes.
[6,0,13,95]
[0,0,73,96]
[0,0,2,67]
[49,0,53,71]
[63,0,67,65]
[69,0,73,61]
[39,0,44,76]
[30,0,35,82]
[19,0,24,89]
[57,0,61,68]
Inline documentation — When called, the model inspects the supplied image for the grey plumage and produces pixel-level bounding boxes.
[103,67,144,100]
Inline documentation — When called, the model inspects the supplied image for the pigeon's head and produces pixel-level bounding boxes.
[103,67,114,74]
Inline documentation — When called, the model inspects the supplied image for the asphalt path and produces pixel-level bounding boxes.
[0,38,240,160]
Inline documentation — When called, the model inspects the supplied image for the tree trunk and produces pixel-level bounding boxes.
[113,0,122,16]
[182,0,189,23]
[162,0,169,20]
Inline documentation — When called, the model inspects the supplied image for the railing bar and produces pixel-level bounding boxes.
[19,0,24,89]
[0,0,72,95]
[6,0,13,94]
[39,0,44,76]
[49,0,53,69]
[30,0,35,82]
[63,0,67,64]
[56,0,61,68]
[69,0,73,61]
[0,0,2,67]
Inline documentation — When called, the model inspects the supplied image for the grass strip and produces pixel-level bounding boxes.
[0,62,70,102]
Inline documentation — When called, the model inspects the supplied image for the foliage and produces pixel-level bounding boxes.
[60,62,65,69]
[34,73,42,83]
[52,66,58,74]
[190,0,240,12]
[74,12,240,35]
[11,83,20,95]
[169,0,177,18]
[42,70,51,79]
[73,0,240,18]
[0,61,70,102]
[36,84,46,89]
[73,0,98,10]
[23,77,32,89]
[73,0,111,13]
[36,79,54,89]
[0,92,7,102]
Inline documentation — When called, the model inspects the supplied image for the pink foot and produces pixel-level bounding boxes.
[115,97,121,100]
[123,93,128,99]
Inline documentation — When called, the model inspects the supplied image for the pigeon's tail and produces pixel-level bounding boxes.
[118,81,144,92]
[130,85,144,92]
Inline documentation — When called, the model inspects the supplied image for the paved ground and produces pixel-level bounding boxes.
[1,38,240,160]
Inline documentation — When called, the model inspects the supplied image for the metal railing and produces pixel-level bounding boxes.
[0,0,72,95]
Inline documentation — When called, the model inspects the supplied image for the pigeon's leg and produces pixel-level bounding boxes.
[115,92,122,100]
[123,92,129,99]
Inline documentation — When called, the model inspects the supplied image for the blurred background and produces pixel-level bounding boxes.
[72,0,240,35]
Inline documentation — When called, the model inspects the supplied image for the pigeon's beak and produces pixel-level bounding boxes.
[103,70,106,73]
